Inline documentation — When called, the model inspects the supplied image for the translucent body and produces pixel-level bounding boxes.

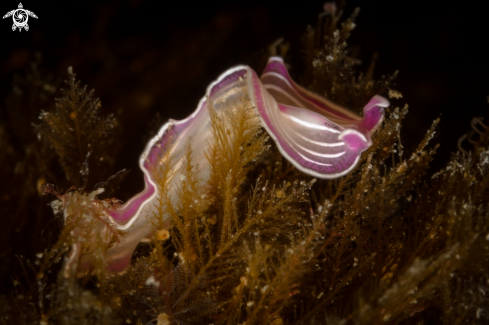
[72,57,388,272]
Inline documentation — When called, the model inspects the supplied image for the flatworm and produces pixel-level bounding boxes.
[72,57,389,273]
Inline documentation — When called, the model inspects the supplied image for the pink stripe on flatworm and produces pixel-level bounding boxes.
[261,57,360,122]
[107,174,155,224]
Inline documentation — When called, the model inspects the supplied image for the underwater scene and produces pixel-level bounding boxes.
[1,1,489,324]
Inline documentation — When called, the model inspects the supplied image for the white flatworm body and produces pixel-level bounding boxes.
[71,57,389,273]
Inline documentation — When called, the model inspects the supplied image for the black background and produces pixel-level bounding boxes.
[1,0,488,191]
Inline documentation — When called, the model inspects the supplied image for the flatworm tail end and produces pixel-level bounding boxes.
[100,65,251,272]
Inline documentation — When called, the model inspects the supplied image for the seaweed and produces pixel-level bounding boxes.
[35,67,117,188]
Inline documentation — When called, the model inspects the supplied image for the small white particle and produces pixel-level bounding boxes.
[145,275,160,287]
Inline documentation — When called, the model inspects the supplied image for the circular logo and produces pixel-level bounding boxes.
[13,9,28,27]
